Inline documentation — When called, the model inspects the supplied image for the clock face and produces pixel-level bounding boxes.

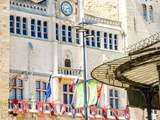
[61,1,73,16]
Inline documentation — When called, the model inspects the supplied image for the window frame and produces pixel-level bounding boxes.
[104,32,108,49]
[35,81,46,101]
[16,16,21,35]
[114,34,118,50]
[109,89,119,116]
[9,79,24,101]
[65,59,71,67]
[56,23,59,40]
[62,84,74,112]
[109,33,113,50]
[86,30,90,46]
[76,29,80,44]
[142,4,148,21]
[37,20,42,38]
[97,31,101,48]
[31,19,36,37]
[43,21,48,39]
[10,15,15,33]
[149,5,153,22]
[68,26,72,43]
[62,25,66,42]
[91,30,95,47]
[22,17,28,36]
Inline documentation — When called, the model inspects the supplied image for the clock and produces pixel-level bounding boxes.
[61,1,73,16]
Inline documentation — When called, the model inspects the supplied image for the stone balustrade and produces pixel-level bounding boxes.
[84,14,121,26]
[10,0,47,15]
[58,67,83,77]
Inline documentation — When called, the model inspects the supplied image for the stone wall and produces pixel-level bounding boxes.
[126,0,160,47]
[84,0,119,21]
[0,0,10,120]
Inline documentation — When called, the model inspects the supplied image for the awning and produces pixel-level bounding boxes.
[91,32,160,89]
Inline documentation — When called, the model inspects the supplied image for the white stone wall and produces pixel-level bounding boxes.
[125,0,160,47]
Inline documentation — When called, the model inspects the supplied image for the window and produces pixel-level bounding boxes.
[22,17,27,35]
[104,32,108,49]
[9,79,23,100]
[36,81,46,101]
[10,15,14,33]
[43,21,48,39]
[86,30,90,46]
[62,25,66,42]
[56,23,59,40]
[31,19,36,37]
[16,16,21,34]
[68,26,72,42]
[91,30,95,47]
[76,29,80,44]
[142,4,147,21]
[114,34,118,50]
[63,84,73,112]
[97,31,101,48]
[109,89,119,115]
[65,59,71,67]
[149,5,153,22]
[37,20,42,38]
[109,33,113,49]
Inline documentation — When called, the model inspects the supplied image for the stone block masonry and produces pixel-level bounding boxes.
[0,0,10,120]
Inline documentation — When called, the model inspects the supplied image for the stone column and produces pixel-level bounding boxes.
[51,32,60,113]
[0,0,10,119]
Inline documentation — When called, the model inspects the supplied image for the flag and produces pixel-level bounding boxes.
[60,104,67,116]
[80,107,85,118]
[48,103,56,116]
[111,108,119,120]
[88,80,97,106]
[44,75,52,102]
[97,83,103,105]
[69,77,79,89]
[21,99,27,114]
[75,83,84,108]
[102,106,108,119]
[37,102,44,116]
[90,106,97,118]
[123,106,130,120]
[71,108,76,118]
[12,99,19,115]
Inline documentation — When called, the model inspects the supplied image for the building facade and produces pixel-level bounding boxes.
[0,0,159,120]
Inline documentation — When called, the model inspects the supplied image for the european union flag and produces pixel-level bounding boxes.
[44,75,52,102]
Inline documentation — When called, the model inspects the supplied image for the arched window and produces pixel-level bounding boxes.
[65,59,71,67]
[142,4,147,21]
[149,5,153,22]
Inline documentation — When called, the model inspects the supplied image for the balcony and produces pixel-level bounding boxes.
[84,14,121,26]
[58,67,83,77]
[8,100,125,119]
